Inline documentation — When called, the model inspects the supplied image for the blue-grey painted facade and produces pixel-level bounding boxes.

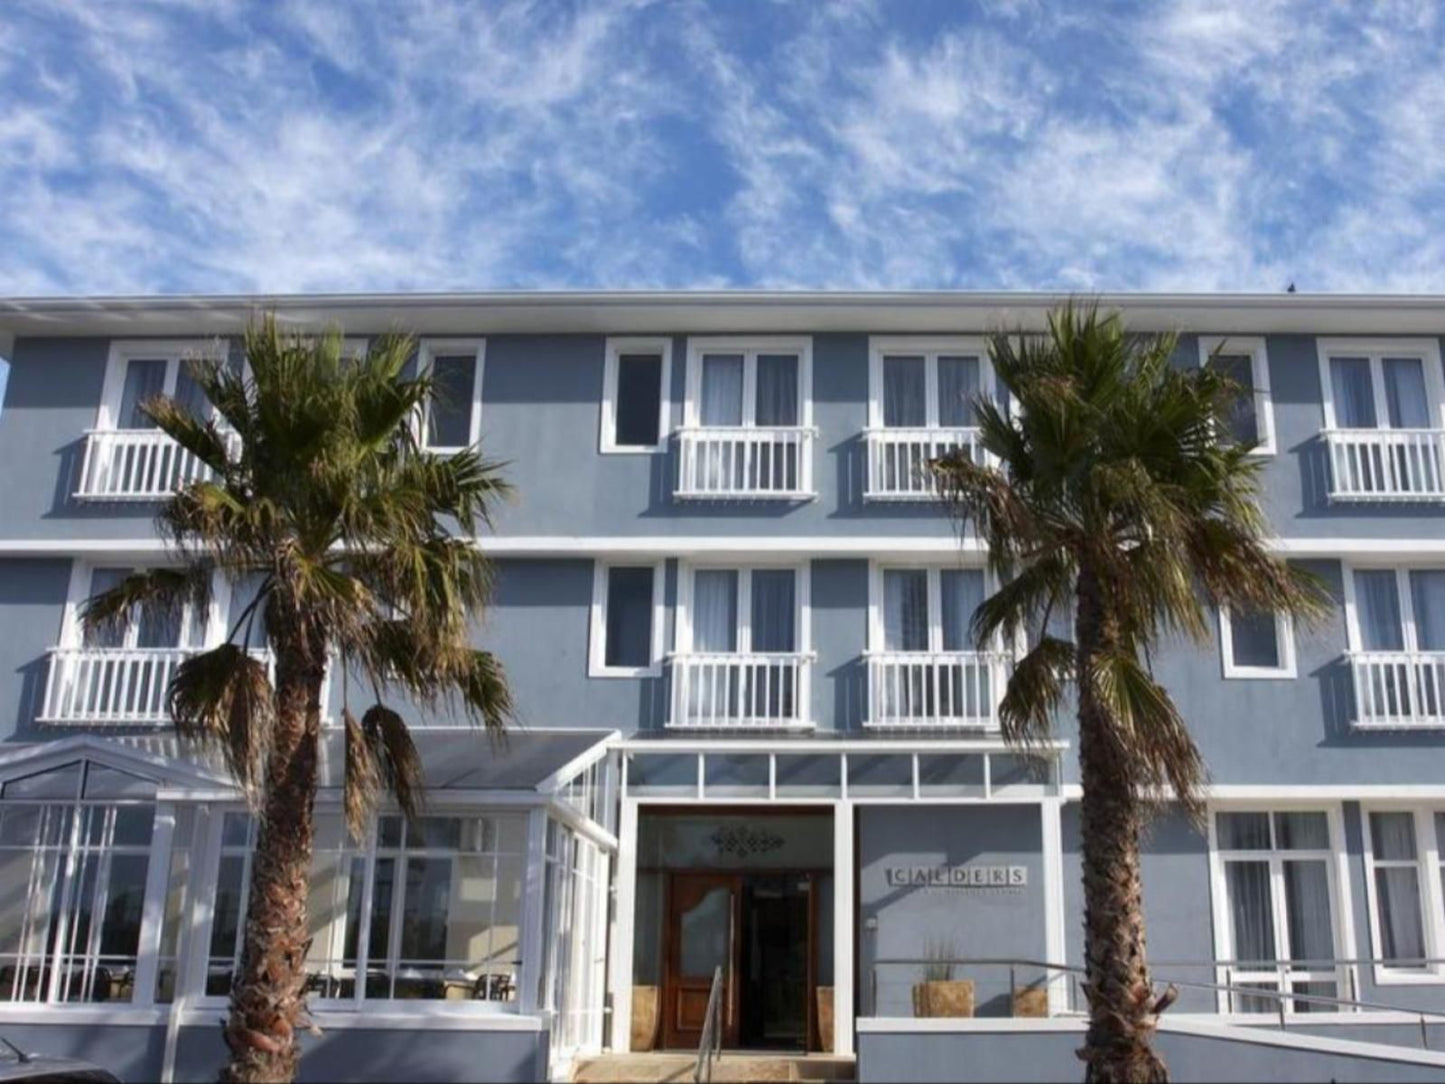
[3,295,1445,1082]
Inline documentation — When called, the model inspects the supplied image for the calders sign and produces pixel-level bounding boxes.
[884,864,1028,888]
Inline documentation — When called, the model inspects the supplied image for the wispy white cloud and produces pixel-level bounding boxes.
[2,0,1445,294]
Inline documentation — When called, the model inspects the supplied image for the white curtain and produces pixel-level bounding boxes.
[1384,358,1430,428]
[937,356,981,428]
[882,356,926,428]
[1411,571,1445,651]
[1330,358,1378,429]
[700,355,744,426]
[1226,861,1277,965]
[692,571,738,652]
[1371,813,1426,963]
[1218,811,1271,850]
[1355,570,1404,650]
[940,569,984,652]
[1282,860,1334,965]
[883,571,928,652]
[83,567,130,649]
[118,359,167,429]
[174,361,210,422]
[749,570,796,652]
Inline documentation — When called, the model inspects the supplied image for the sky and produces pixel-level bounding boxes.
[2,0,1445,296]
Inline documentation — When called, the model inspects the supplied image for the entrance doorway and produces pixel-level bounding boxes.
[662,871,817,1051]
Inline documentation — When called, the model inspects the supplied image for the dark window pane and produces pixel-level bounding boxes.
[427,356,475,448]
[400,857,452,960]
[605,566,655,668]
[882,356,926,427]
[1231,609,1280,669]
[1213,355,1258,445]
[614,354,663,447]
[118,359,167,429]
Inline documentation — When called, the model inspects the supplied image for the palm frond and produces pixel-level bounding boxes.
[81,566,210,642]
[167,644,275,796]
[362,704,426,823]
[998,637,1075,749]
[342,708,381,842]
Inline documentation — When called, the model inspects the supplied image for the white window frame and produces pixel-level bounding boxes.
[600,337,672,454]
[1359,805,1445,984]
[418,339,486,452]
[59,561,218,651]
[866,561,1005,654]
[96,339,229,430]
[1206,803,1355,1014]
[1218,606,1297,679]
[1316,337,1445,432]
[682,336,813,430]
[1341,563,1445,654]
[588,561,666,678]
[1198,336,1275,456]
[676,561,811,657]
[867,336,994,429]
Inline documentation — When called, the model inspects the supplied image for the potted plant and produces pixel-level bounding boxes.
[911,940,974,1018]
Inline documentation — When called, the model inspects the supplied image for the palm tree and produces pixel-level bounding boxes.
[81,318,512,1083]
[934,304,1326,1082]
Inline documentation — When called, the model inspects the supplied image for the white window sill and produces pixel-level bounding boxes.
[1222,667,1298,680]
[589,663,663,679]
[1370,965,1445,986]
[600,444,667,455]
[0,1005,170,1026]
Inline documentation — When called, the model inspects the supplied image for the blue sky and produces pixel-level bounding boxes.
[2,0,1445,295]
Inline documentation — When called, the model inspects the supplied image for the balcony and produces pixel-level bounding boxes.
[1323,429,1445,503]
[865,651,1009,730]
[41,647,190,725]
[75,429,218,502]
[863,428,983,501]
[1349,652,1445,730]
[667,652,812,730]
[675,427,814,500]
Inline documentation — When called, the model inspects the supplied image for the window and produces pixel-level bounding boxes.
[684,565,803,656]
[98,340,227,431]
[589,562,664,677]
[1319,339,1445,434]
[873,566,988,653]
[1361,808,1445,982]
[0,760,159,1004]
[74,565,205,651]
[419,340,485,451]
[1219,606,1296,679]
[1199,336,1274,454]
[540,820,608,1054]
[684,337,811,430]
[1211,809,1345,1013]
[601,338,671,453]
[1346,567,1445,725]
[203,811,527,1005]
[868,337,992,430]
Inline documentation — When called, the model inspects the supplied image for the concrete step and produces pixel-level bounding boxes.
[571,1052,856,1083]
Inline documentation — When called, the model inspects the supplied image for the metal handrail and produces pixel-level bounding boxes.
[868,955,1445,1048]
[694,964,725,1084]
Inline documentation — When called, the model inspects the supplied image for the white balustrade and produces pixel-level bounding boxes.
[864,428,983,500]
[668,653,811,729]
[675,427,814,499]
[42,648,190,725]
[1350,652,1445,729]
[1324,429,1445,503]
[75,429,221,501]
[866,651,1009,730]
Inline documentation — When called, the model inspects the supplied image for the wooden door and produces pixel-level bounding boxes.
[663,873,740,1049]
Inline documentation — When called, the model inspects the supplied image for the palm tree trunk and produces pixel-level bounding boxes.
[221,638,326,1084]
[1075,566,1167,1083]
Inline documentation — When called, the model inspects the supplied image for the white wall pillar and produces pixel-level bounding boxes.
[833,800,855,1056]
[1041,797,1068,1014]
[608,799,640,1051]
[519,807,549,1015]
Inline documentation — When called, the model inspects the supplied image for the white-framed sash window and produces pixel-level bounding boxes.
[868,564,991,654]
[677,563,807,657]
[418,339,485,452]
[1318,339,1445,434]
[601,338,671,453]
[683,337,812,431]
[1198,336,1275,454]
[588,561,665,677]
[867,336,992,430]
[1219,606,1296,679]
[1343,565,1445,727]
[1208,807,1350,1014]
[95,340,229,432]
[1360,806,1445,983]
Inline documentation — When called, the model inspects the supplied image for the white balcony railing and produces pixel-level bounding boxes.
[866,651,1010,730]
[1350,652,1445,730]
[41,647,190,725]
[1323,429,1445,503]
[76,429,219,501]
[864,428,983,500]
[667,652,812,730]
[675,427,815,500]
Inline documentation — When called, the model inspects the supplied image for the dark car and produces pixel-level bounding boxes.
[0,1039,119,1084]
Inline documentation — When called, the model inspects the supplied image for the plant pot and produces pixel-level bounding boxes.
[816,986,835,1051]
[911,979,975,1018]
[631,985,660,1051]
[1012,987,1049,1018]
